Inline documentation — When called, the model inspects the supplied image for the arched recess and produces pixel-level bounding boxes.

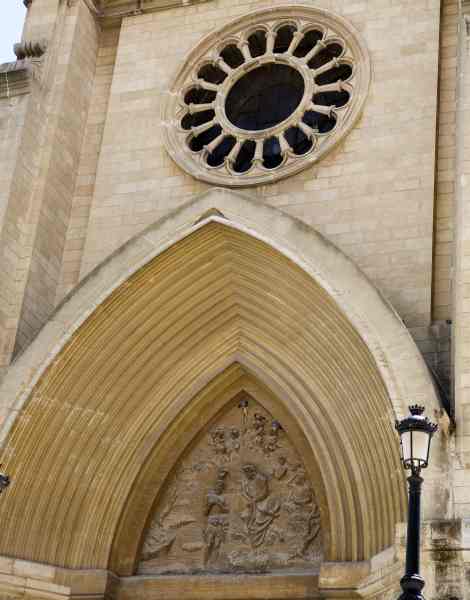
[0,189,441,578]
[127,365,330,578]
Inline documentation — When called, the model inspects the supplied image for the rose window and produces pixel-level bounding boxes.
[162,5,370,187]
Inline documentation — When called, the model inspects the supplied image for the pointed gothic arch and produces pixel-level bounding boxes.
[0,190,442,597]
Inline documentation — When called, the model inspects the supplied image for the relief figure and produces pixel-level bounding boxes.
[273,455,288,480]
[286,471,321,559]
[227,428,241,455]
[241,463,280,548]
[141,487,196,561]
[204,468,230,565]
[204,516,229,565]
[209,427,227,455]
[252,414,267,449]
[205,468,229,517]
[264,420,282,453]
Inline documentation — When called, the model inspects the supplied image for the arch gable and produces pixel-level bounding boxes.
[0,190,441,580]
[0,188,439,436]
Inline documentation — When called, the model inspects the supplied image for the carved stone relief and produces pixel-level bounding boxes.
[138,397,322,575]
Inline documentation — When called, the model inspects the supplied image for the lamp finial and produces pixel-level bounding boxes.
[409,405,425,416]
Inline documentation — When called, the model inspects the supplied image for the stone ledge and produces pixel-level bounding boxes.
[0,559,403,600]
[0,560,109,599]
[0,561,320,600]
[116,572,321,600]
[319,546,400,599]
[0,61,30,98]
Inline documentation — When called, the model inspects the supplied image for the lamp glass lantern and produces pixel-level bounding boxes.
[0,465,9,494]
[396,405,438,473]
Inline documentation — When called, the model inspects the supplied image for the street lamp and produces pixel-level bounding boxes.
[0,466,10,495]
[395,405,438,600]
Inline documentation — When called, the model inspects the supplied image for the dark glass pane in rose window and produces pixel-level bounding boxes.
[226,64,304,131]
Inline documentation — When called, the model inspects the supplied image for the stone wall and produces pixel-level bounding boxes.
[0,94,28,233]
[78,0,441,337]
[452,0,470,520]
[0,0,444,374]
[0,69,42,376]
[55,26,119,303]
[0,86,28,373]
[14,0,100,355]
[21,0,61,44]
[433,0,459,325]
[0,0,100,373]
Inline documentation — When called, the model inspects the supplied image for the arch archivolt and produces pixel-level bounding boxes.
[0,189,441,599]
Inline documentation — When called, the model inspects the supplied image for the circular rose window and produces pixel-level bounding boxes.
[162,5,370,187]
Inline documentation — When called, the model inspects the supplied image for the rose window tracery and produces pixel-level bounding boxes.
[162,6,370,187]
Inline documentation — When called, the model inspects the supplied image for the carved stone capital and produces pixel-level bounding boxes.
[13,39,47,61]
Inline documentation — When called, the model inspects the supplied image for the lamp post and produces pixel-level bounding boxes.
[395,405,438,600]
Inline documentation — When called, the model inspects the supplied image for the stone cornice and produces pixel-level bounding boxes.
[24,0,213,27]
[0,61,30,98]
[99,0,213,27]
[101,0,209,10]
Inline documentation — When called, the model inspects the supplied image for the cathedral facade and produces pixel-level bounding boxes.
[0,0,468,598]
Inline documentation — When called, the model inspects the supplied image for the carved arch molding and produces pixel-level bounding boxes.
[0,221,408,588]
